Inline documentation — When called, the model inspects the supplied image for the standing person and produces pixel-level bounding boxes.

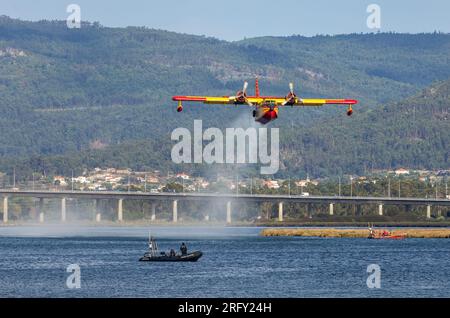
[180,242,187,255]
[368,223,374,239]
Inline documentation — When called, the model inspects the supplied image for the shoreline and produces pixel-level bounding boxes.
[1,220,450,228]
[260,228,450,238]
[255,221,450,228]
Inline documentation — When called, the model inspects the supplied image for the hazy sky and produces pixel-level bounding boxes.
[1,0,449,41]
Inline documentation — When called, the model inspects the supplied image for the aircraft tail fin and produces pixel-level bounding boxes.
[255,77,260,97]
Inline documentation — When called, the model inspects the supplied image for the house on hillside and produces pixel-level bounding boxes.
[53,176,67,186]
[176,173,190,180]
[263,180,280,189]
[395,168,410,175]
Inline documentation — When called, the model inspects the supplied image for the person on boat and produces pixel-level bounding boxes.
[180,242,187,255]
[169,249,176,257]
[368,224,374,239]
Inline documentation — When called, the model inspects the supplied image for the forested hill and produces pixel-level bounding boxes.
[281,79,450,177]
[0,16,449,177]
[9,78,447,178]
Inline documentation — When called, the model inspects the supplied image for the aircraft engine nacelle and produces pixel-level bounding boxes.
[284,92,296,105]
[235,90,247,104]
[282,83,297,106]
[177,101,183,112]
[233,81,249,104]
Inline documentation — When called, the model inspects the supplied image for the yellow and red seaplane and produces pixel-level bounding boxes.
[172,78,358,124]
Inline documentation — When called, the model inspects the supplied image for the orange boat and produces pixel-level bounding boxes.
[368,224,407,240]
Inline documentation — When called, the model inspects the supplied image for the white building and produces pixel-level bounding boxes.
[395,168,410,175]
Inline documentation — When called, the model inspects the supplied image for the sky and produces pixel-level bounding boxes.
[1,0,449,41]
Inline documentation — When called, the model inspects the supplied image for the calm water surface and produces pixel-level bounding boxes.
[0,226,449,297]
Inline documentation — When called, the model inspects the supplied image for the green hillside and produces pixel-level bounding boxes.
[281,80,450,177]
[0,16,449,177]
[5,78,448,179]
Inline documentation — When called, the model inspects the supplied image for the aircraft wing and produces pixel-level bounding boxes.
[172,96,235,105]
[172,96,358,107]
[290,98,358,106]
[172,79,358,118]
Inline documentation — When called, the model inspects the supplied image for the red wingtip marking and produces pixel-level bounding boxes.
[172,96,207,102]
[325,99,358,105]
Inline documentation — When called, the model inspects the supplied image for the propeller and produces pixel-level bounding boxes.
[230,81,253,106]
[282,82,297,106]
[243,81,248,95]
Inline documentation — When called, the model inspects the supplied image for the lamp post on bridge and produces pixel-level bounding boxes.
[288,176,291,197]
[436,181,438,199]
[445,181,448,199]
[350,176,353,197]
[388,178,391,198]
[338,177,341,197]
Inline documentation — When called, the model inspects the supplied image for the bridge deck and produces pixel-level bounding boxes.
[0,190,449,206]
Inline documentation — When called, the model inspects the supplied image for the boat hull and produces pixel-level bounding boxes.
[139,251,203,262]
[368,235,406,240]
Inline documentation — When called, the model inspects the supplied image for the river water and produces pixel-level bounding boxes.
[0,226,448,297]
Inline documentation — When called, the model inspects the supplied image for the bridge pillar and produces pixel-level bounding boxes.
[2,196,8,223]
[95,199,101,222]
[426,205,431,219]
[39,198,44,223]
[61,198,66,222]
[378,204,383,216]
[329,203,334,216]
[226,201,231,224]
[117,199,123,222]
[306,203,312,218]
[151,202,156,221]
[278,202,283,222]
[173,200,178,223]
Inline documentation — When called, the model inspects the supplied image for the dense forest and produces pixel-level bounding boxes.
[0,16,449,178]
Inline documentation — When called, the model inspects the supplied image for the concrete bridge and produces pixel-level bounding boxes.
[1,190,449,223]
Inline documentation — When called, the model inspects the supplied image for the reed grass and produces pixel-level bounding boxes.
[260,228,450,238]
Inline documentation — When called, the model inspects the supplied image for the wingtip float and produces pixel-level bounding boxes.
[172,78,358,124]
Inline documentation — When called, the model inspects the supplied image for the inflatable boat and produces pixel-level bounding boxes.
[139,235,202,262]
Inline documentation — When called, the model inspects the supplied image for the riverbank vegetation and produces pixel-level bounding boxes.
[260,228,450,238]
